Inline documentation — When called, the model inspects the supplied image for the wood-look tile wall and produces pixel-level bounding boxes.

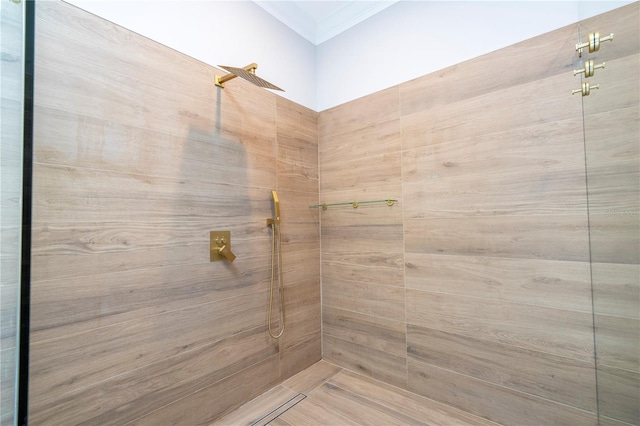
[1,2,25,425]
[581,6,640,425]
[319,3,638,425]
[29,1,319,424]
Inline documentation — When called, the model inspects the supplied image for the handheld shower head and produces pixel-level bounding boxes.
[271,190,280,221]
[267,190,280,226]
[215,63,284,91]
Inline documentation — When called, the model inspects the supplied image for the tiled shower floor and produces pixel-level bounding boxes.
[211,361,498,426]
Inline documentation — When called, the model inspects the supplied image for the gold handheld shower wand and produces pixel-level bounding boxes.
[267,190,285,338]
[267,190,280,225]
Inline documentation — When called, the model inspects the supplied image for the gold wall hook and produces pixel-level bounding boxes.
[574,60,605,77]
[576,32,614,57]
[572,82,599,96]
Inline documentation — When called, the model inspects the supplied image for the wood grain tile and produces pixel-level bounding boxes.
[279,335,322,383]
[282,360,341,394]
[318,87,399,137]
[404,253,592,312]
[220,359,565,426]
[30,220,271,281]
[211,385,299,426]
[582,107,639,166]
[129,355,280,425]
[0,284,18,340]
[276,396,361,426]
[33,106,278,191]
[279,304,321,354]
[588,214,640,264]
[320,150,402,195]
[401,118,588,218]
[30,258,271,341]
[406,288,595,362]
[30,291,271,402]
[323,306,406,358]
[265,417,293,426]
[30,2,319,425]
[320,119,401,166]
[308,381,424,426]
[328,370,499,426]
[599,415,637,426]
[321,207,403,255]
[1,21,23,421]
[323,279,405,322]
[582,54,640,116]
[408,359,598,426]
[594,314,639,372]
[404,215,590,262]
[592,263,640,319]
[322,334,406,388]
[322,251,404,287]
[580,6,640,424]
[578,3,639,62]
[32,163,276,225]
[407,325,597,412]
[29,326,277,426]
[597,365,640,425]
[1,346,17,426]
[399,24,578,116]
[277,191,320,255]
[400,71,582,152]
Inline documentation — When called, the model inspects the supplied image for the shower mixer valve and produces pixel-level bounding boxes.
[210,231,236,263]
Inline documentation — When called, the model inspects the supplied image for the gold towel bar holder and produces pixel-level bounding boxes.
[309,199,398,210]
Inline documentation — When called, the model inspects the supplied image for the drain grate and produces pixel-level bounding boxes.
[250,393,306,426]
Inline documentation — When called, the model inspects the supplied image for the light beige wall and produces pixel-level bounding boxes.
[319,3,638,425]
[29,1,319,424]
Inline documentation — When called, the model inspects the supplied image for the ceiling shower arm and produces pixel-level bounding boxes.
[214,63,258,88]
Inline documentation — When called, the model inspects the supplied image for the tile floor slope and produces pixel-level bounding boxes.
[212,361,499,426]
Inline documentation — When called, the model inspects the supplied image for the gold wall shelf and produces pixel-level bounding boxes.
[309,199,398,210]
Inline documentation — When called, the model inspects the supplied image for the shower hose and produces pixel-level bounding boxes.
[268,220,285,339]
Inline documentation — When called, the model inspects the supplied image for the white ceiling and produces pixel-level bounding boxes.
[253,1,398,45]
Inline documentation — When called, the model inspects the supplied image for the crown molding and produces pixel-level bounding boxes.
[254,1,398,45]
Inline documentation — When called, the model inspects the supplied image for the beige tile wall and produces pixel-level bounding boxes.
[29,1,638,424]
[581,5,640,425]
[29,1,319,424]
[1,2,25,425]
[320,3,638,425]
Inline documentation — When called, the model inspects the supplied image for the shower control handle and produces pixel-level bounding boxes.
[216,244,236,263]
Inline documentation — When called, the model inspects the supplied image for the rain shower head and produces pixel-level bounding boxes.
[214,63,284,91]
